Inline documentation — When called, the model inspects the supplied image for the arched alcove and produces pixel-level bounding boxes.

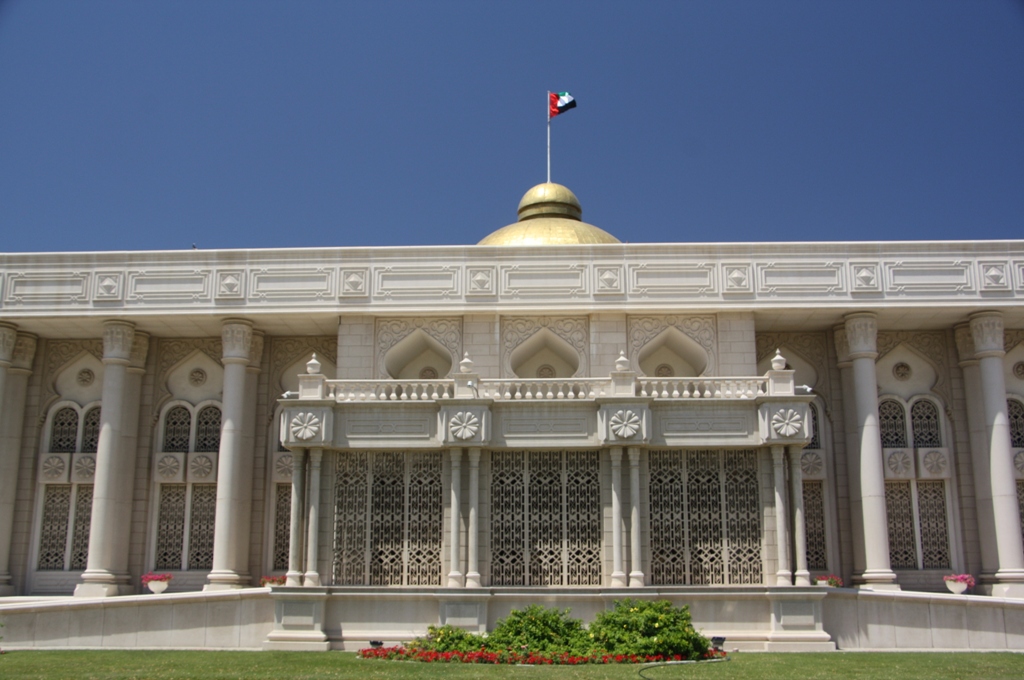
[636,327,708,377]
[165,350,225,405]
[53,352,105,406]
[875,344,938,401]
[383,329,453,379]
[509,327,580,378]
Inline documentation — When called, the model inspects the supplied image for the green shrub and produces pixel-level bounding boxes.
[485,604,591,655]
[587,599,710,660]
[407,624,485,653]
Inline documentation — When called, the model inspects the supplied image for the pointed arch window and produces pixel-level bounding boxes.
[49,408,79,453]
[910,400,942,448]
[879,400,908,448]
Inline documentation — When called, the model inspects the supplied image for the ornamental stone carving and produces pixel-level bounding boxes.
[970,312,1004,357]
[833,327,851,364]
[77,369,95,386]
[222,319,254,361]
[610,410,641,439]
[771,408,804,437]
[275,453,294,479]
[954,323,976,363]
[189,368,207,386]
[248,330,265,369]
[886,449,913,478]
[801,451,824,478]
[157,455,181,479]
[892,362,912,381]
[102,320,136,361]
[290,412,321,441]
[1014,362,1024,381]
[73,455,96,480]
[129,331,150,369]
[190,455,214,479]
[448,411,480,440]
[628,315,717,375]
[502,316,589,378]
[1013,450,1024,476]
[0,322,17,363]
[843,313,877,358]
[12,332,38,370]
[42,456,66,480]
[376,317,462,379]
[921,449,947,476]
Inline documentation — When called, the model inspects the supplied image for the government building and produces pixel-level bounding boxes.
[0,183,1022,650]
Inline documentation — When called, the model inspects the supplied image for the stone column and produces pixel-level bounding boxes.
[789,446,810,586]
[844,312,898,589]
[447,448,464,587]
[835,325,866,578]
[304,449,323,586]
[0,328,35,596]
[609,447,627,587]
[955,323,999,580]
[772,445,792,585]
[465,447,481,588]
[627,446,644,587]
[286,449,307,587]
[76,321,141,597]
[207,319,256,589]
[970,312,1024,597]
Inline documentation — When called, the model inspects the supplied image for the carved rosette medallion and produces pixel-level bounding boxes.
[1013,450,1024,476]
[922,450,946,476]
[1014,362,1024,381]
[77,369,95,386]
[610,410,641,439]
[892,362,912,381]
[190,455,214,479]
[887,450,913,477]
[73,455,96,480]
[801,451,824,477]
[157,455,181,478]
[189,368,207,386]
[771,408,803,437]
[449,411,480,440]
[290,412,321,441]
[275,453,294,478]
[42,456,66,480]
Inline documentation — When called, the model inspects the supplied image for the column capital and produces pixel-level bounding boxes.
[11,332,37,371]
[102,320,136,362]
[832,325,851,366]
[129,331,150,370]
[969,311,1005,358]
[221,318,254,362]
[954,322,977,365]
[0,322,18,364]
[247,330,265,370]
[843,313,877,360]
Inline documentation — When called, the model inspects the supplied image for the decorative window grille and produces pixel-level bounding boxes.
[1009,400,1024,448]
[879,400,908,448]
[488,450,601,586]
[68,485,93,570]
[153,402,223,573]
[194,406,222,452]
[81,407,101,453]
[163,406,191,453]
[50,408,78,453]
[803,481,828,571]
[332,451,442,586]
[187,484,217,570]
[910,401,942,448]
[808,403,821,450]
[885,481,918,569]
[155,485,187,569]
[37,485,72,570]
[273,484,291,571]
[916,481,950,569]
[649,449,762,585]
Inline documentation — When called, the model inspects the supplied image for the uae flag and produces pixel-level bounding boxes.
[549,91,576,119]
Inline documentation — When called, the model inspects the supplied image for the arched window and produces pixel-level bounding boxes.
[153,403,222,575]
[911,400,942,448]
[1009,399,1024,449]
[38,403,100,574]
[879,400,908,448]
[808,403,821,450]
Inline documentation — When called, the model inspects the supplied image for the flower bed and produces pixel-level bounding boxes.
[359,600,723,665]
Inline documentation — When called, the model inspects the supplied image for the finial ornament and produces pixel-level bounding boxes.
[460,351,474,374]
[771,349,786,371]
[615,350,630,372]
[306,353,321,375]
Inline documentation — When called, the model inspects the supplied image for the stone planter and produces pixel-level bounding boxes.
[147,580,170,594]
[945,579,968,595]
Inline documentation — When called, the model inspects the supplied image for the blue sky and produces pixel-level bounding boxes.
[1,0,1022,251]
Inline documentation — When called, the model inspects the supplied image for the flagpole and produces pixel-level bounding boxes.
[547,91,551,183]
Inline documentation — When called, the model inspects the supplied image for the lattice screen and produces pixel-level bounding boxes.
[885,481,917,569]
[37,485,72,570]
[50,408,78,453]
[195,406,222,453]
[155,484,187,569]
[649,449,762,585]
[163,407,191,453]
[273,483,291,571]
[187,484,217,569]
[910,401,942,448]
[332,451,442,586]
[1009,400,1024,448]
[81,408,101,454]
[879,400,908,448]
[808,404,821,449]
[916,480,950,569]
[69,486,93,570]
[802,480,828,571]
[489,450,601,586]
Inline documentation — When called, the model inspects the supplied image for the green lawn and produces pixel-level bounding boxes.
[1,651,1023,680]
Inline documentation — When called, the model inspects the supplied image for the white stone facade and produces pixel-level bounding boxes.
[2,227,1024,650]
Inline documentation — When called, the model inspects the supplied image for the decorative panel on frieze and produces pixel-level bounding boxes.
[499,264,588,299]
[627,262,717,297]
[655,403,756,445]
[754,262,846,296]
[374,266,459,299]
[883,260,974,294]
[4,272,91,305]
[249,267,334,301]
[126,269,212,302]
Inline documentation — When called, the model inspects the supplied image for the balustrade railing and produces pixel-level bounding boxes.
[637,377,766,399]
[327,380,455,402]
[476,378,608,401]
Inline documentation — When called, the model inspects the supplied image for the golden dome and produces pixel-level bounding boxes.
[477,183,621,246]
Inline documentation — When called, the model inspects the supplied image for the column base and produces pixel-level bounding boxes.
[793,570,811,587]
[854,569,900,590]
[285,571,303,587]
[610,571,628,588]
[205,570,251,590]
[446,572,464,588]
[465,571,482,588]
[303,572,321,587]
[990,571,1024,598]
[628,571,644,587]
[75,570,132,597]
[776,570,793,586]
